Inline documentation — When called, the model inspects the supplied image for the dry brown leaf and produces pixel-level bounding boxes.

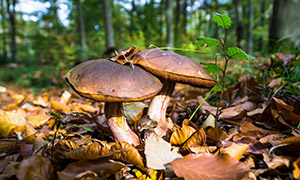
[15,155,54,180]
[0,140,17,154]
[57,158,125,180]
[182,129,206,149]
[0,111,26,136]
[199,114,215,129]
[220,143,249,160]
[145,133,182,170]
[219,105,247,120]
[172,153,250,180]
[206,127,228,145]
[111,141,145,170]
[169,124,196,146]
[293,156,300,179]
[64,143,110,160]
[263,154,290,170]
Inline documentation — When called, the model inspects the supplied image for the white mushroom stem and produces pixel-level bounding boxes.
[104,102,140,146]
[147,79,176,137]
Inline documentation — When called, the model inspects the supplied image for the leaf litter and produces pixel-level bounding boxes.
[0,73,299,179]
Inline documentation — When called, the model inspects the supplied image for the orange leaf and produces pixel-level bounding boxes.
[182,129,206,149]
[293,156,300,179]
[220,143,249,160]
[111,142,145,170]
[51,100,71,112]
[170,124,196,146]
[172,153,250,180]
[64,143,110,160]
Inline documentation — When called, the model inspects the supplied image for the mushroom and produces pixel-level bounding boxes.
[64,59,162,146]
[112,48,216,136]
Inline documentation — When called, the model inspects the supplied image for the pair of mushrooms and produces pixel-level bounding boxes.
[65,48,216,146]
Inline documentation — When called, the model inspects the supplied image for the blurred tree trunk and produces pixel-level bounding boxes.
[76,0,86,57]
[103,0,115,54]
[159,0,164,45]
[0,0,8,63]
[174,0,180,46]
[233,0,244,49]
[247,0,253,54]
[166,0,174,50]
[6,0,18,64]
[213,0,218,39]
[269,0,300,51]
[258,0,266,51]
[182,0,187,36]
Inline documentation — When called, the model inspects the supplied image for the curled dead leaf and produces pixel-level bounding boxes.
[111,141,145,170]
[169,124,196,146]
[182,129,206,149]
[64,143,110,160]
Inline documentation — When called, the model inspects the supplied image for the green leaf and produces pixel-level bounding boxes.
[201,62,223,74]
[227,47,254,60]
[212,13,232,29]
[194,37,221,47]
[213,83,222,92]
[73,125,94,133]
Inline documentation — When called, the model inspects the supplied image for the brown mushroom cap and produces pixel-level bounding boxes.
[65,59,162,102]
[134,49,216,88]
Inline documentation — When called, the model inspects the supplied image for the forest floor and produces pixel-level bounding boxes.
[0,53,300,179]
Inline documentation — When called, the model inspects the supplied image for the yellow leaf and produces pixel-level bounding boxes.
[0,111,26,136]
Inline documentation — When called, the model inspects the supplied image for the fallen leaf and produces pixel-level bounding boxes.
[0,111,26,136]
[169,124,196,146]
[293,156,300,179]
[145,133,182,170]
[51,100,71,112]
[57,158,125,180]
[111,141,145,170]
[64,143,110,160]
[206,127,228,145]
[15,155,54,180]
[199,114,215,129]
[27,113,51,128]
[60,90,72,104]
[220,143,249,160]
[182,129,206,149]
[172,153,250,180]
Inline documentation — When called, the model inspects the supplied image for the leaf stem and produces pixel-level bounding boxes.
[189,85,216,121]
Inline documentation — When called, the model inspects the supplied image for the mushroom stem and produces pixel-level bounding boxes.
[104,102,140,146]
[147,80,176,137]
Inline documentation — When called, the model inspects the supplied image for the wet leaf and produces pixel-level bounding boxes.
[145,134,182,170]
[0,111,26,136]
[172,153,250,180]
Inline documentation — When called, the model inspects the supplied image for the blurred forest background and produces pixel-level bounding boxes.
[0,0,300,90]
